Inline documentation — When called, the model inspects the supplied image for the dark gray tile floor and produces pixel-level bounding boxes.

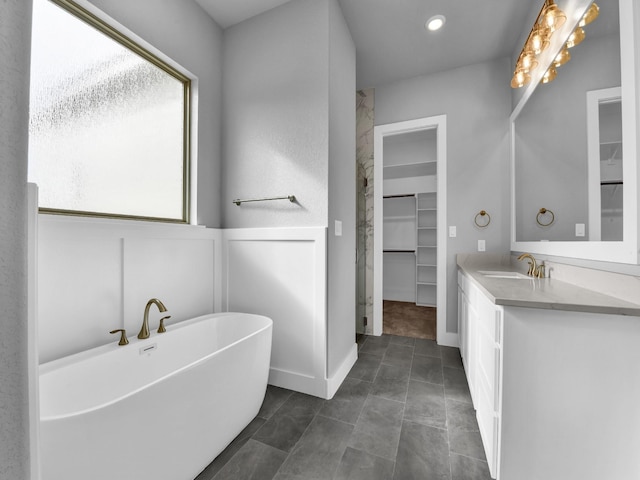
[196,334,491,480]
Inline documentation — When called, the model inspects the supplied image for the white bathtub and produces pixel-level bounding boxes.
[39,312,272,480]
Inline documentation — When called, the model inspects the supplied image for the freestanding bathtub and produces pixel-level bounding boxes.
[39,312,272,480]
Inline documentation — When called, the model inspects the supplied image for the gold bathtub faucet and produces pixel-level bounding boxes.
[517,253,545,278]
[138,298,168,339]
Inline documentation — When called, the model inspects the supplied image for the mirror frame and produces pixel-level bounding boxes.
[510,0,640,264]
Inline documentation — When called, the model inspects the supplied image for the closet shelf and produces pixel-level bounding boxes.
[383,161,437,180]
[384,215,416,220]
[383,249,415,253]
[416,192,437,307]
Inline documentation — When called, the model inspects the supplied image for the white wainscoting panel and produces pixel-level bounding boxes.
[223,227,328,398]
[38,232,123,363]
[37,215,220,363]
[123,238,215,335]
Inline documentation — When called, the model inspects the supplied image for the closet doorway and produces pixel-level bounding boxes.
[373,115,447,343]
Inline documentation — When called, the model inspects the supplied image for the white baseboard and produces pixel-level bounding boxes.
[437,331,459,348]
[326,344,358,400]
[268,343,358,400]
[268,368,326,399]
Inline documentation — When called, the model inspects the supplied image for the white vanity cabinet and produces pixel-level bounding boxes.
[458,267,640,480]
[457,271,502,478]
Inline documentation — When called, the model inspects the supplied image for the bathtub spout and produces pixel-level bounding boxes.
[138,298,167,339]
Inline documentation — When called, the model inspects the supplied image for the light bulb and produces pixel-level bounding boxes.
[520,50,538,72]
[543,3,566,32]
[566,27,585,48]
[511,70,531,88]
[541,66,557,84]
[579,2,599,27]
[553,47,571,67]
[426,15,446,32]
[529,25,550,55]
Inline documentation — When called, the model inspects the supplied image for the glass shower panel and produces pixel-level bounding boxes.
[356,178,367,335]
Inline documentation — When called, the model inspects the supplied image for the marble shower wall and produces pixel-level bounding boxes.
[356,88,374,331]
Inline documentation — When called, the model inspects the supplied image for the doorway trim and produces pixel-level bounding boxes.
[373,115,450,345]
[586,86,622,241]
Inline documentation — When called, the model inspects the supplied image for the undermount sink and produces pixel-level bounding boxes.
[477,270,530,279]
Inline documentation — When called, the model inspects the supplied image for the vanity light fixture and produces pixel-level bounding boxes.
[579,2,599,26]
[520,49,539,72]
[542,0,566,32]
[553,46,571,67]
[529,23,551,55]
[566,27,586,48]
[541,66,557,84]
[511,68,532,88]
[426,15,446,32]
[511,0,599,88]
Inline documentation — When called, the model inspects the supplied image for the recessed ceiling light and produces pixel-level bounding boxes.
[426,15,446,32]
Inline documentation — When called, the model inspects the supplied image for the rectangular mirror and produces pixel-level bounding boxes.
[510,0,639,263]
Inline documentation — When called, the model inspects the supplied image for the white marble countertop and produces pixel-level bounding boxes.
[457,253,640,316]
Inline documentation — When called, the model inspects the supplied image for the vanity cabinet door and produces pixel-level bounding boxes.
[458,282,466,359]
[458,270,502,479]
[475,290,502,479]
[457,272,478,407]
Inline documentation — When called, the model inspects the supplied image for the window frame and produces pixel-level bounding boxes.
[32,0,192,224]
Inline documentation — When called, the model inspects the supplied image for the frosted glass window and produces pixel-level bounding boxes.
[29,0,190,222]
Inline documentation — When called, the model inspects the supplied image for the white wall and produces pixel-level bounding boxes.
[375,58,512,333]
[222,0,357,387]
[86,0,224,228]
[327,0,356,380]
[221,0,330,228]
[0,1,32,477]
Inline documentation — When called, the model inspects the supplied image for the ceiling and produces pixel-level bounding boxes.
[195,0,534,89]
[195,0,292,29]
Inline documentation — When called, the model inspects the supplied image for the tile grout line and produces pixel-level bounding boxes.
[450,450,491,464]
[442,351,454,480]
[269,399,326,479]
[388,340,414,480]
[208,336,481,480]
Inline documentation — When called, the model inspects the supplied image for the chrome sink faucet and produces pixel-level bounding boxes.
[517,253,545,278]
[138,298,168,339]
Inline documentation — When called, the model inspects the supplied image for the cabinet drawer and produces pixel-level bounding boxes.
[477,293,502,345]
[476,336,501,412]
[458,270,468,295]
[464,275,479,306]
